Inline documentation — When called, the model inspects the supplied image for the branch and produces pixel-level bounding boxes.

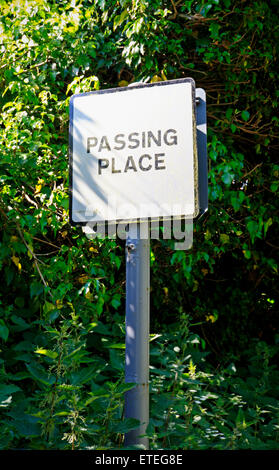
[242,163,263,179]
[16,223,54,299]
[169,0,178,19]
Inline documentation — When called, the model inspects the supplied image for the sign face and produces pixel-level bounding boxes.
[69,78,199,225]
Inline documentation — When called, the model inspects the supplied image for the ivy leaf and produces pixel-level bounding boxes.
[209,22,220,40]
[226,108,233,120]
[0,320,9,342]
[111,298,121,309]
[220,233,230,244]
[221,169,234,185]
[264,218,273,237]
[247,219,261,244]
[30,282,44,298]
[241,110,250,121]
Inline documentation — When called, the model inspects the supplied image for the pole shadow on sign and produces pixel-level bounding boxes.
[68,79,207,450]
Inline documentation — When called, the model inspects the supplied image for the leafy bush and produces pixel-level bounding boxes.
[0,0,278,449]
[149,322,279,449]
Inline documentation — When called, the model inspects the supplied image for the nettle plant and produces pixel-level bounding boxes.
[148,322,279,450]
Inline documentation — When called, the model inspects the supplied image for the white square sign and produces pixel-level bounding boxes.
[69,78,199,224]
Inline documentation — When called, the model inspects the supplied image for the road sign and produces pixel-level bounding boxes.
[69,79,208,449]
[69,78,199,225]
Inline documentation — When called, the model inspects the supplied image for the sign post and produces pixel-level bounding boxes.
[69,78,207,450]
[124,221,150,449]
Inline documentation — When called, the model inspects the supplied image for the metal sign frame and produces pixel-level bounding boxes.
[69,78,200,226]
[196,88,208,217]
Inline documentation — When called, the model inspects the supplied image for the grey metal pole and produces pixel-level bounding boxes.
[124,221,150,449]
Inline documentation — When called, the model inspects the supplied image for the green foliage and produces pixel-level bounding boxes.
[148,322,279,449]
[0,0,278,450]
